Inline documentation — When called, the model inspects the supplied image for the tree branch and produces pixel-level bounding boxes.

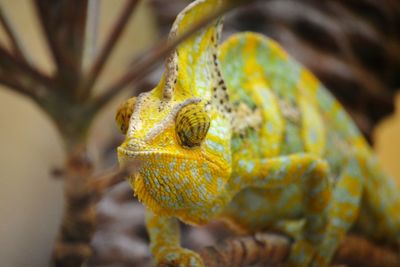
[51,145,95,267]
[34,0,88,92]
[0,73,41,101]
[198,232,289,267]
[0,45,53,101]
[79,0,140,100]
[197,233,400,267]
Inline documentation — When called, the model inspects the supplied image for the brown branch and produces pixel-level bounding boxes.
[197,233,400,267]
[0,45,53,101]
[0,4,29,63]
[35,0,88,92]
[51,146,95,267]
[79,0,140,100]
[90,0,255,112]
[0,74,41,100]
[335,235,400,267]
[198,232,290,267]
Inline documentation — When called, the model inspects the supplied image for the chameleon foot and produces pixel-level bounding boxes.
[155,247,204,267]
[285,239,315,267]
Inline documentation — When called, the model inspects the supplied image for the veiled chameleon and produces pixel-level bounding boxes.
[116,0,400,266]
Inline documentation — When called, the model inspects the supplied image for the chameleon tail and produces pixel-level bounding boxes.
[356,153,400,244]
[314,151,400,266]
[299,48,400,252]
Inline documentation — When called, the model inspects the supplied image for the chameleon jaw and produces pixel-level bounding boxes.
[117,146,230,224]
[118,145,227,174]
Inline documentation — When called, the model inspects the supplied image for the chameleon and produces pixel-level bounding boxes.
[115,0,400,266]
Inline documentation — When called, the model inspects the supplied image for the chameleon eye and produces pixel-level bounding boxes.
[115,97,136,134]
[176,104,210,148]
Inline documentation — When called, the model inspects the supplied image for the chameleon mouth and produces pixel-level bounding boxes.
[117,146,161,158]
[117,146,189,162]
[118,145,194,160]
[118,146,223,170]
[118,145,228,177]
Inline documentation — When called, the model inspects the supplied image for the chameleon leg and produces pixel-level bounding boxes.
[232,153,332,267]
[311,156,364,267]
[145,209,204,267]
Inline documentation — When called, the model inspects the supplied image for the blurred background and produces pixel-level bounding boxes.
[0,1,399,267]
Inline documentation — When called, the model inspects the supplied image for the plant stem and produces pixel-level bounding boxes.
[51,144,96,267]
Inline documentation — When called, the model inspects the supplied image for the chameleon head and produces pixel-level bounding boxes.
[116,84,232,224]
[116,0,231,224]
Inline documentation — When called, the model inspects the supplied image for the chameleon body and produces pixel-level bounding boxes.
[116,0,400,266]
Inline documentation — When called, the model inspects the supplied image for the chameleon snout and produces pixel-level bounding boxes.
[121,137,148,151]
[116,137,150,170]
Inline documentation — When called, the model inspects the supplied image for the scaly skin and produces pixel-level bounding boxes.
[115,0,400,266]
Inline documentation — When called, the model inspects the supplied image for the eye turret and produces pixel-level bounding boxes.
[115,97,136,134]
[176,104,210,148]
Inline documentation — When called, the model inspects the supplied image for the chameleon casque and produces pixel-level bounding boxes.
[116,0,400,266]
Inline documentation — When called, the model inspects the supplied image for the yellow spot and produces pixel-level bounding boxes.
[342,175,361,197]
[298,69,320,106]
[298,95,326,156]
[267,38,288,60]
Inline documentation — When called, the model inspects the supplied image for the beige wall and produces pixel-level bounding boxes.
[0,1,157,267]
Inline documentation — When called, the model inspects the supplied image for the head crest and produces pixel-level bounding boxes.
[163,0,224,100]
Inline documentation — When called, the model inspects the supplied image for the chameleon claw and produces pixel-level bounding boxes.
[155,247,204,267]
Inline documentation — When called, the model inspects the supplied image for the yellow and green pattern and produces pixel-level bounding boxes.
[116,0,400,266]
